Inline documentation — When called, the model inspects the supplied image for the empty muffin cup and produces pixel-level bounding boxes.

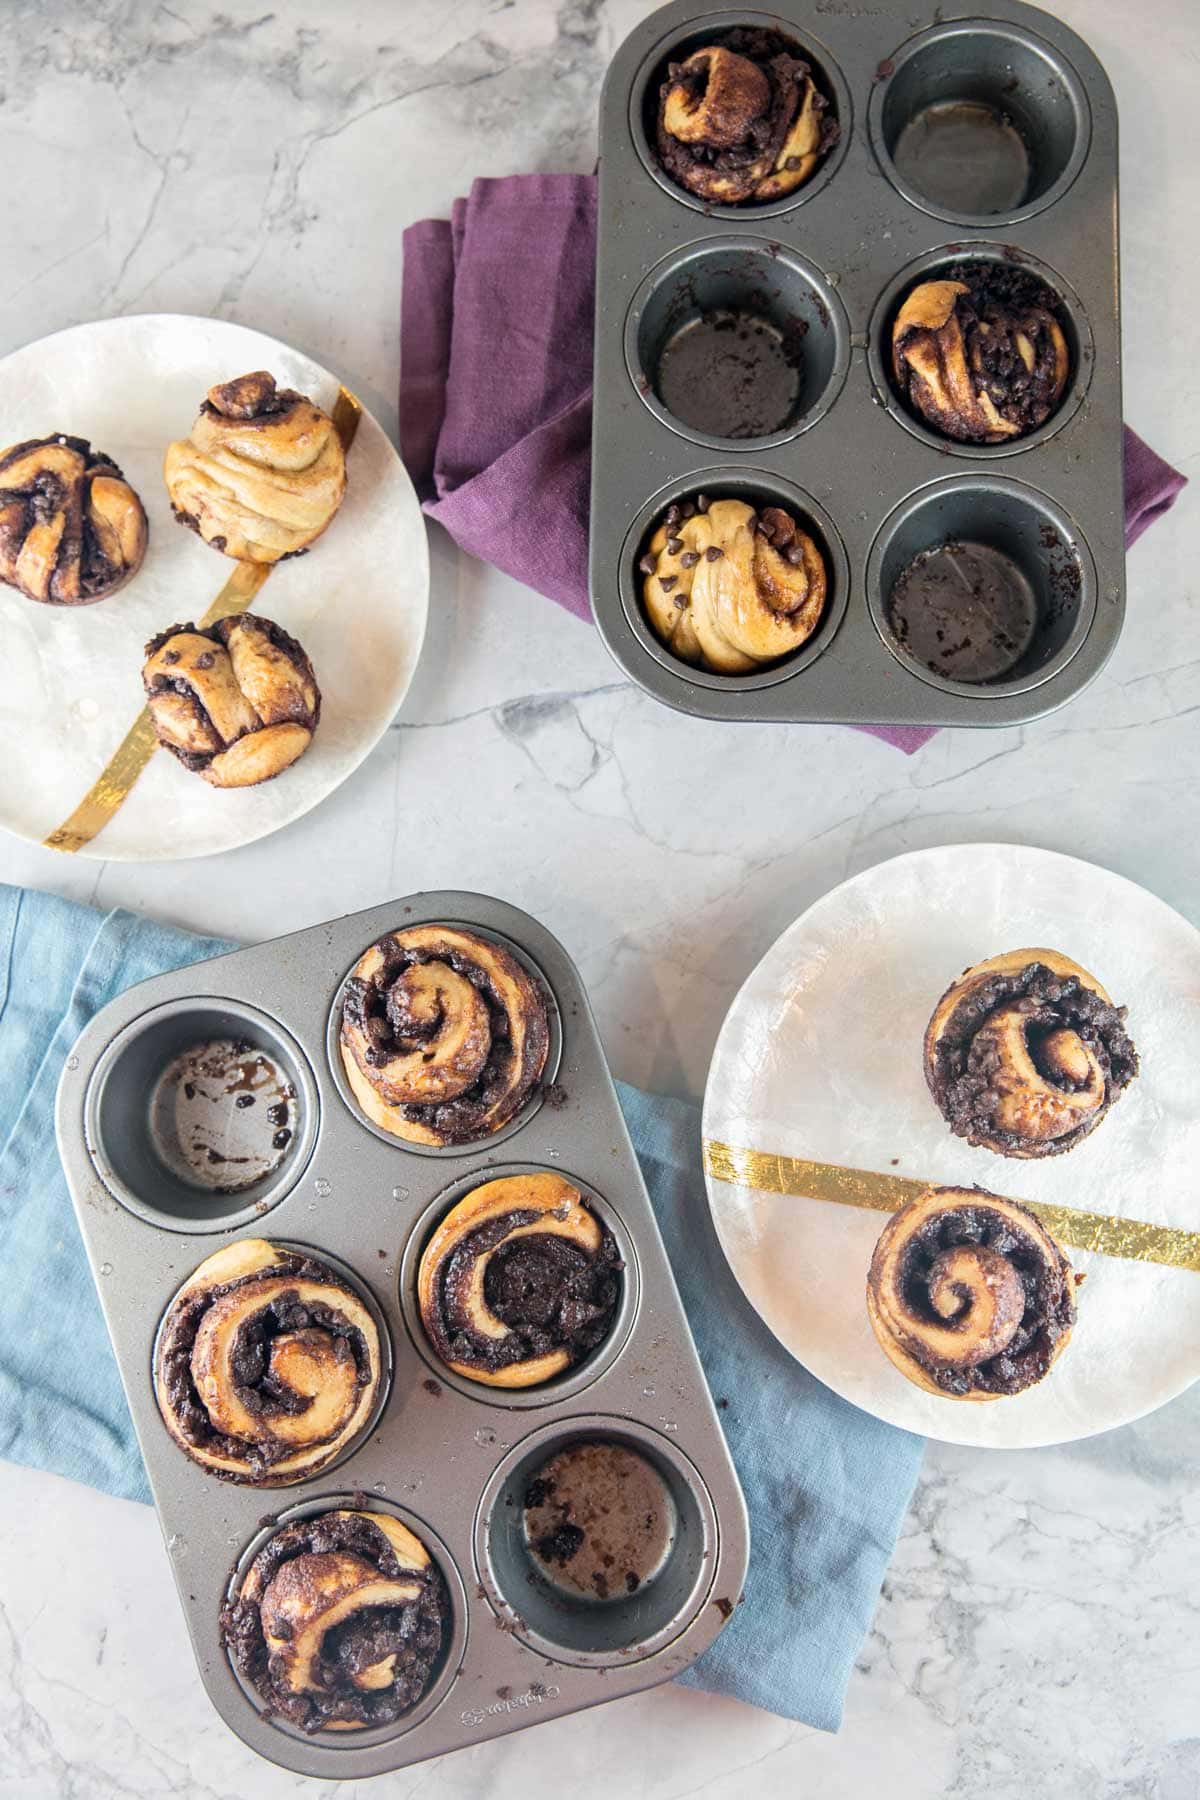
[476,1418,718,1665]
[867,475,1097,697]
[84,998,318,1231]
[869,20,1090,224]
[625,239,849,448]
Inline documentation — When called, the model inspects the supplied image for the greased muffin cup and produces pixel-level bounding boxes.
[56,892,748,1780]
[592,0,1123,729]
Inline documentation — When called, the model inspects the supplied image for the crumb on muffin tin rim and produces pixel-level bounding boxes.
[323,923,563,1160]
[625,8,853,219]
[223,1492,468,1747]
[866,17,1093,229]
[616,468,851,694]
[622,234,852,452]
[865,241,1096,460]
[397,1164,642,1412]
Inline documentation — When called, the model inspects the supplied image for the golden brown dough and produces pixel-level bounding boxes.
[164,370,346,561]
[640,493,826,674]
[143,612,320,788]
[0,434,147,604]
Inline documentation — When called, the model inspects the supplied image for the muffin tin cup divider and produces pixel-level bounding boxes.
[591,0,1122,726]
[55,893,748,1780]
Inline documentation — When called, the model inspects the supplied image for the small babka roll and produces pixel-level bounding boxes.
[867,1186,1078,1401]
[164,370,347,562]
[222,1509,449,1732]
[154,1239,384,1485]
[0,434,147,604]
[924,948,1138,1158]
[417,1172,622,1388]
[143,612,320,788]
[339,927,551,1146]
[891,268,1070,444]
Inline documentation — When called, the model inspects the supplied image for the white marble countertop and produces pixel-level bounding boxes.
[1,1,1198,1794]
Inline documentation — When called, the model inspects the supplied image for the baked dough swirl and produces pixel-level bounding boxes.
[867,1186,1077,1400]
[340,927,551,1146]
[143,612,320,788]
[656,28,837,204]
[891,267,1070,443]
[417,1172,622,1388]
[222,1509,448,1732]
[925,949,1138,1159]
[154,1240,383,1485]
[0,434,147,604]
[641,494,827,674]
[164,371,347,561]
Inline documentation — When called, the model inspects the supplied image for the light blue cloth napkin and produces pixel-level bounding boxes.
[0,883,923,1731]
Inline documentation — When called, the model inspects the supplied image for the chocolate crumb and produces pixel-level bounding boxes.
[422,1378,442,1397]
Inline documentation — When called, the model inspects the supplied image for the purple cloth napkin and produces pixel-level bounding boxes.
[400,175,1187,755]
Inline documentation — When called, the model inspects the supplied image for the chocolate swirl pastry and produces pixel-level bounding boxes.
[417,1172,622,1388]
[656,28,837,204]
[0,434,147,605]
[164,371,347,562]
[340,926,551,1147]
[891,266,1070,443]
[222,1509,448,1732]
[925,949,1138,1159]
[143,612,320,788]
[154,1239,384,1485]
[641,493,826,674]
[867,1186,1078,1400]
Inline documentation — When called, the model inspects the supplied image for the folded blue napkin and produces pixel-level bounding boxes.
[0,883,922,1730]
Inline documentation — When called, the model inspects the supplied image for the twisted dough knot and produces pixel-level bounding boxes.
[143,612,320,788]
[642,495,827,673]
[656,29,834,204]
[867,1187,1077,1400]
[224,1510,448,1732]
[0,434,147,604]
[340,926,551,1146]
[164,369,347,561]
[417,1172,622,1388]
[154,1240,383,1485]
[892,275,1069,444]
[924,948,1138,1159]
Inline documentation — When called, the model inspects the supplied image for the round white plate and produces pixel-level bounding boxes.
[703,844,1200,1448]
[0,315,428,860]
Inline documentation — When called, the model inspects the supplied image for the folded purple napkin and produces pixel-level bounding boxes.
[401,175,1186,755]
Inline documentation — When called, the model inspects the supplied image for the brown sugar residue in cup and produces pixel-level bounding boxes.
[522,1441,676,1602]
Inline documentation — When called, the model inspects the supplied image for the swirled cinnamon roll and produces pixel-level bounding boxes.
[867,1186,1078,1400]
[222,1509,449,1732]
[339,927,551,1147]
[0,434,147,604]
[417,1172,622,1388]
[164,371,347,562]
[143,612,320,788]
[925,949,1138,1159]
[891,266,1070,443]
[154,1239,384,1485]
[656,29,837,204]
[640,493,827,674]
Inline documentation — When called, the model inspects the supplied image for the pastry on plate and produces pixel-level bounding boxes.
[924,948,1138,1158]
[164,370,346,561]
[656,27,837,204]
[0,433,147,604]
[143,612,320,788]
[416,1172,622,1388]
[867,1185,1078,1400]
[640,493,826,674]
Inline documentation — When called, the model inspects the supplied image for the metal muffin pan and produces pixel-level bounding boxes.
[55,893,748,1780]
[591,0,1124,726]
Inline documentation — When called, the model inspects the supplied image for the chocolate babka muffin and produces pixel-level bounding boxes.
[0,433,147,604]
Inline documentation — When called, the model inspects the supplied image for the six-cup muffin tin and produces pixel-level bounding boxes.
[55,894,748,1779]
[590,0,1124,726]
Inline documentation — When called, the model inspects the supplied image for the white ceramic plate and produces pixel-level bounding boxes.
[0,315,428,860]
[703,844,1200,1448]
